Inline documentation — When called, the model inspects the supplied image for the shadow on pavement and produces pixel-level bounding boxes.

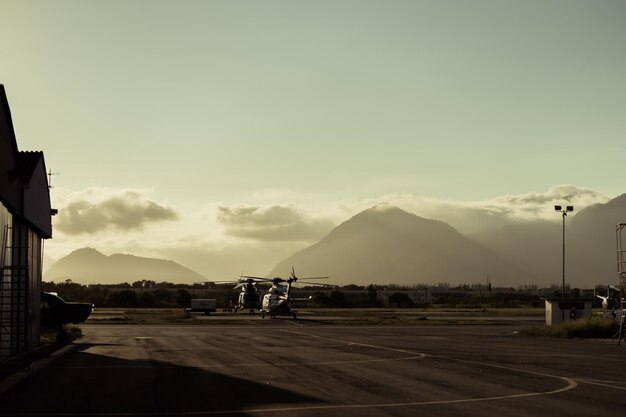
[0,343,323,416]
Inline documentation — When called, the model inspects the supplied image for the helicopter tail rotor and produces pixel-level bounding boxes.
[290,266,328,281]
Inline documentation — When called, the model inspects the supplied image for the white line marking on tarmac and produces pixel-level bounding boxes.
[14,329,582,416]
[280,329,429,357]
[281,329,580,386]
[577,379,626,391]
[6,381,579,417]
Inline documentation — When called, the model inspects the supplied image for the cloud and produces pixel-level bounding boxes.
[486,184,607,214]
[54,189,179,235]
[153,239,307,279]
[328,184,609,234]
[44,184,611,278]
[217,204,336,242]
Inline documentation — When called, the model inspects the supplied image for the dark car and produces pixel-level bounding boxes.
[41,292,93,325]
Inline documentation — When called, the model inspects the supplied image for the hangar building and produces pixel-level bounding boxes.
[0,85,53,361]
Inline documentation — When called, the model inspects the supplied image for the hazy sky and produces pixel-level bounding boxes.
[1,1,624,278]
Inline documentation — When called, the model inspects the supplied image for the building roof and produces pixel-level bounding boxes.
[16,151,44,183]
[0,85,52,238]
[0,85,18,156]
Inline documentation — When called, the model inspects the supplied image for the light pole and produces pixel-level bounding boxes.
[555,205,574,322]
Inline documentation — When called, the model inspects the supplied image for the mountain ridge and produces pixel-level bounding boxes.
[470,193,626,288]
[44,247,207,284]
[46,194,626,288]
[268,205,525,286]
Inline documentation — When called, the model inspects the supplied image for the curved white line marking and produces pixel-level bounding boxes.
[281,329,579,381]
[30,330,580,416]
[205,379,577,415]
[11,380,578,417]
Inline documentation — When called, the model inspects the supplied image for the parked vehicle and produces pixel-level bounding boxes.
[41,292,93,325]
[187,298,217,315]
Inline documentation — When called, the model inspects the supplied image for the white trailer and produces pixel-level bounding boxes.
[188,299,217,315]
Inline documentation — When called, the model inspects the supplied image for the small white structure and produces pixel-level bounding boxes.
[188,298,217,315]
[545,298,593,326]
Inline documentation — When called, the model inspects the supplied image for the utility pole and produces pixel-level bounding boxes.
[555,205,574,322]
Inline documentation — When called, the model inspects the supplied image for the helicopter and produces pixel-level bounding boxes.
[231,277,263,313]
[594,284,621,318]
[195,277,263,313]
[243,267,332,319]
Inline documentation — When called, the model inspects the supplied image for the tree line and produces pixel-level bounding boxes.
[42,281,551,309]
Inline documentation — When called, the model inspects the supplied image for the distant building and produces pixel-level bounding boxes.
[0,85,54,361]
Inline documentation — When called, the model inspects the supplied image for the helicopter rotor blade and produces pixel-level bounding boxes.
[241,275,274,281]
[295,281,336,287]
[296,276,329,280]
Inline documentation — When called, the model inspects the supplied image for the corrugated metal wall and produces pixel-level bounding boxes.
[0,205,39,362]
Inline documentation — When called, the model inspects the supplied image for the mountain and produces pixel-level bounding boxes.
[567,193,626,286]
[267,204,524,287]
[468,220,560,285]
[571,194,626,232]
[470,194,626,288]
[43,248,207,284]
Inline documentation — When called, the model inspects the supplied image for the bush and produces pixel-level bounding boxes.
[176,289,192,307]
[523,316,620,338]
[328,290,351,307]
[310,291,330,307]
[40,324,82,344]
[138,292,156,308]
[110,290,138,307]
[387,292,414,308]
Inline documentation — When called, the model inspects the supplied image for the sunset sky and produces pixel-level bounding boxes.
[1,1,625,279]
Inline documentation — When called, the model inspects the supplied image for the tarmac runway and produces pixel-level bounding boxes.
[1,322,625,416]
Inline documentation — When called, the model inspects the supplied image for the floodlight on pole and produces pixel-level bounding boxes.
[555,205,574,322]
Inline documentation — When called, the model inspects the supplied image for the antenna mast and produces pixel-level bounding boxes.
[47,169,59,189]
